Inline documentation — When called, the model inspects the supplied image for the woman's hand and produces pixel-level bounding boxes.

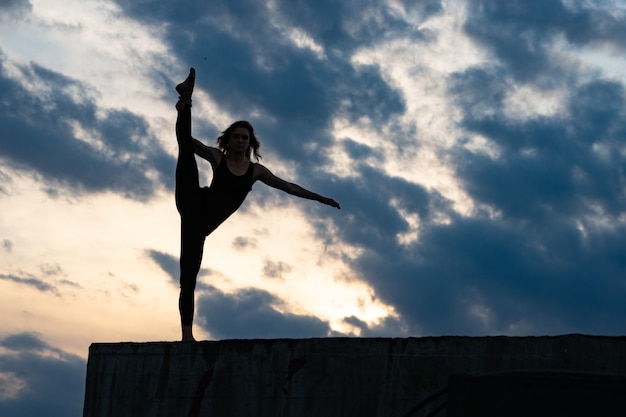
[175,100,186,111]
[320,196,341,209]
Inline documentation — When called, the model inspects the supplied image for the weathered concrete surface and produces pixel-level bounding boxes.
[83,335,626,417]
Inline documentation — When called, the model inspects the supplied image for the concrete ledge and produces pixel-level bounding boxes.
[82,335,626,417]
[447,371,626,416]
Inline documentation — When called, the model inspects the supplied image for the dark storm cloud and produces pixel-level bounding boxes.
[353,212,626,336]
[0,332,85,417]
[311,162,452,253]
[294,1,626,336]
[0,57,175,200]
[116,0,441,54]
[429,68,626,334]
[451,73,626,221]
[463,0,626,82]
[349,1,626,336]
[196,286,330,339]
[276,0,438,49]
[0,272,58,294]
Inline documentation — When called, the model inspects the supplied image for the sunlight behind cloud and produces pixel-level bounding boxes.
[0,173,183,355]
[193,201,397,337]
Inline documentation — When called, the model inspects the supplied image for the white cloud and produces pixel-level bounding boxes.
[265,0,327,60]
[328,0,485,217]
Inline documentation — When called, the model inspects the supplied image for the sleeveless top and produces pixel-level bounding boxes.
[199,157,254,235]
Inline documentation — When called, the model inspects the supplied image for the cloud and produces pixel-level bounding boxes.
[1,332,48,351]
[0,332,85,417]
[0,0,32,21]
[0,168,10,195]
[0,57,174,200]
[342,315,407,337]
[39,263,62,276]
[262,259,292,280]
[146,249,331,339]
[196,286,331,339]
[425,63,626,335]
[147,249,224,293]
[1,240,11,253]
[146,249,179,284]
[0,273,58,294]
[320,2,626,336]
[463,0,626,83]
[311,163,452,254]
[232,236,258,250]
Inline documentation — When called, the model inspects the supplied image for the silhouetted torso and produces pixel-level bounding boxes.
[197,157,254,235]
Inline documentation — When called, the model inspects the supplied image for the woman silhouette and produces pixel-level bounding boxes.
[174,68,340,341]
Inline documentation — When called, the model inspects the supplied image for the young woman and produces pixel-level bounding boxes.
[174,68,340,341]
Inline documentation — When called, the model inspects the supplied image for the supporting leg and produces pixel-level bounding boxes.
[179,222,205,341]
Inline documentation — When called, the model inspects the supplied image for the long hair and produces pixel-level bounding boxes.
[216,120,262,161]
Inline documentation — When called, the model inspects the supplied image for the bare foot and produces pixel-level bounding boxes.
[176,67,196,98]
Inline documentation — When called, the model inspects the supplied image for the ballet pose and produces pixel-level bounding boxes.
[174,68,340,341]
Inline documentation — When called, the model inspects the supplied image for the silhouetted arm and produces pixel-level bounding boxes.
[256,164,340,209]
[192,139,222,168]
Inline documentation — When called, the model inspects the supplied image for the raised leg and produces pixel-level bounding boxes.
[174,68,202,341]
[175,105,200,216]
[174,68,199,216]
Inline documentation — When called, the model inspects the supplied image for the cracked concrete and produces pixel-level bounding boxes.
[82,335,626,417]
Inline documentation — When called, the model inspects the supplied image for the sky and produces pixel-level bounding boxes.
[1,0,626,415]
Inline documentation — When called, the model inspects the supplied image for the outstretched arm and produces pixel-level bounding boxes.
[257,164,340,209]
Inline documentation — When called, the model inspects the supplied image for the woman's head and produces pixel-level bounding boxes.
[217,120,262,160]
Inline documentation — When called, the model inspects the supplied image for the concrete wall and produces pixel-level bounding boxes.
[83,335,626,417]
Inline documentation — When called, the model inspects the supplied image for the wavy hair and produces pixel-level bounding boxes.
[216,120,262,161]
